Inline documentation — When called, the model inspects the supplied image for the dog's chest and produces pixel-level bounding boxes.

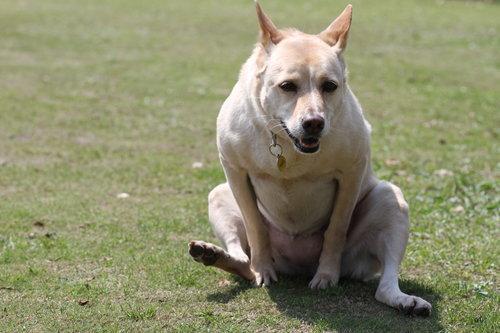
[249,171,337,234]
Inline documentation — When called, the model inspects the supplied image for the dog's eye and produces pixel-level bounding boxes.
[279,81,297,93]
[321,81,338,93]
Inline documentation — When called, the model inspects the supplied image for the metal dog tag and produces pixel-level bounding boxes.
[277,155,286,172]
[269,132,286,172]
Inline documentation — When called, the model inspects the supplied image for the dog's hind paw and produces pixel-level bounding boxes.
[397,295,432,317]
[189,240,226,266]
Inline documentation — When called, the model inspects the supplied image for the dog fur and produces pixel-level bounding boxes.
[189,2,432,316]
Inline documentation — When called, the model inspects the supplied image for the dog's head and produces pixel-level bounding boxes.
[254,2,352,154]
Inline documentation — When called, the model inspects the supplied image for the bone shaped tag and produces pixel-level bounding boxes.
[277,155,286,172]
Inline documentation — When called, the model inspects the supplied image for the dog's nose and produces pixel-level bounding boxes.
[302,116,324,136]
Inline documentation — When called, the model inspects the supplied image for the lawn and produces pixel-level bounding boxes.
[0,0,498,331]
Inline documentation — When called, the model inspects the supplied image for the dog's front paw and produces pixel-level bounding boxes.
[251,260,277,287]
[309,270,339,290]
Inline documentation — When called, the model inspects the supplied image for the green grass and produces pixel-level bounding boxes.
[0,0,498,331]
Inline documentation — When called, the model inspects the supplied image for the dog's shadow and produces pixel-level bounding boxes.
[207,276,442,332]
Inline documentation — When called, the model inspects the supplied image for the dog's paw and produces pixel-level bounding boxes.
[397,295,432,317]
[188,240,225,266]
[251,261,277,287]
[309,271,339,290]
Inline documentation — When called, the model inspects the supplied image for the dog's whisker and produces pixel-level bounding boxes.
[267,121,283,128]
[265,119,281,125]
[251,115,276,120]
[264,120,282,128]
[268,123,286,131]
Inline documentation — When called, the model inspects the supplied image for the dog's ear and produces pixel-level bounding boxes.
[318,4,352,51]
[255,1,283,48]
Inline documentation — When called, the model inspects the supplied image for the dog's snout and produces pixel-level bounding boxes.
[302,116,324,136]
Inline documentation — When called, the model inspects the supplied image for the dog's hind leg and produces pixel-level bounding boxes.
[346,181,432,316]
[371,182,432,316]
[188,240,253,280]
[189,183,254,281]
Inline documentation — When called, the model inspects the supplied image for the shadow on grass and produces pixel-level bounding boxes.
[208,276,442,332]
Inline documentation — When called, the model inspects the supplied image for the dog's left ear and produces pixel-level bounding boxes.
[318,4,352,52]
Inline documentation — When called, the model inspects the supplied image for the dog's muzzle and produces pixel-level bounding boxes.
[280,121,321,154]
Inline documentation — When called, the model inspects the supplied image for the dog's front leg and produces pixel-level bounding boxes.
[309,168,365,289]
[220,158,277,286]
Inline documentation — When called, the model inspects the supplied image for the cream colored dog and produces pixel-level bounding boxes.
[189,2,432,316]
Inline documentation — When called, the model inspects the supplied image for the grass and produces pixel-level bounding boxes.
[0,0,498,331]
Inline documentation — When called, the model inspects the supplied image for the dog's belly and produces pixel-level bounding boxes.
[264,215,325,275]
[249,173,336,273]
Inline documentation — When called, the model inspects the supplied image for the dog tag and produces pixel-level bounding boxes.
[269,132,286,172]
[277,155,286,172]
[269,144,282,157]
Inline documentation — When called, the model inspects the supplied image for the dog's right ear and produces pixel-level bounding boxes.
[255,1,283,49]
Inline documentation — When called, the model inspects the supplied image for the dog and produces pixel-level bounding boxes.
[189,2,432,316]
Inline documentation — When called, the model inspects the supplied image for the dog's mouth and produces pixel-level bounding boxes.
[280,121,320,154]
